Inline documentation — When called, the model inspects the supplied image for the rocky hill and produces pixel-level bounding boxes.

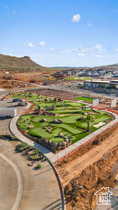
[0,54,47,72]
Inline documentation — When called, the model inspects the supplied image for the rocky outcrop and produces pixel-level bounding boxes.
[65,146,118,210]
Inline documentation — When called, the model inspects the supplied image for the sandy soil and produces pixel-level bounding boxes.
[28,88,80,100]
[56,124,118,209]
[61,127,118,184]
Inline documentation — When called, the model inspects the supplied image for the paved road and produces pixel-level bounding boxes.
[0,99,64,210]
[0,152,18,210]
[0,152,23,210]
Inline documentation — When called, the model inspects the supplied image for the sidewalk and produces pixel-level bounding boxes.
[10,115,54,160]
[10,109,118,164]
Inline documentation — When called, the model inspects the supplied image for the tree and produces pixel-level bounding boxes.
[86,113,91,132]
[37,104,41,110]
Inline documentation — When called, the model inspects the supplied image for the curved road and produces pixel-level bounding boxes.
[0,98,63,210]
[0,153,23,210]
[0,154,17,210]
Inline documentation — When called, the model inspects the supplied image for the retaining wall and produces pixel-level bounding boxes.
[53,112,118,163]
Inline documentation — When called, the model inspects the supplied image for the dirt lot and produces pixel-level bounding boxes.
[28,88,80,100]
[0,70,56,89]
[14,72,51,83]
[0,79,36,89]
[56,124,118,210]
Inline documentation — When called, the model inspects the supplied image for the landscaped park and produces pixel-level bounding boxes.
[74,96,93,103]
[12,92,113,152]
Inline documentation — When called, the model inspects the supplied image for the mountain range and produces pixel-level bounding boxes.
[1,54,118,78]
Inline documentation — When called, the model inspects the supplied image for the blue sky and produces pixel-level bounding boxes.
[0,0,118,67]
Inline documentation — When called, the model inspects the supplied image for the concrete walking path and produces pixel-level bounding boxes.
[10,110,118,164]
[10,115,54,160]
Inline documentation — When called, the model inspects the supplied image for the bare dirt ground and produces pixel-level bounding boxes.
[28,88,80,100]
[14,72,54,83]
[0,71,56,89]
[58,126,118,185]
[56,125,118,210]
[0,79,36,89]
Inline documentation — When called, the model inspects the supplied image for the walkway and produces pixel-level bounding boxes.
[10,115,54,160]
[0,99,64,210]
[10,111,118,163]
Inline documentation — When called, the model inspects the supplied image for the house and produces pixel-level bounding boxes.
[110,80,118,89]
[84,80,110,89]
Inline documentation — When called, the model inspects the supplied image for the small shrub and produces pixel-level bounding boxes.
[34,164,42,170]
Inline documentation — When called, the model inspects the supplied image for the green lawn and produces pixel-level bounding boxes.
[29,127,50,139]
[74,96,94,103]
[64,76,92,81]
[14,92,113,151]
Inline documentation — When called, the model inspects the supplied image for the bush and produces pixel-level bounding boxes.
[34,164,42,170]
[15,143,29,153]
[28,154,41,161]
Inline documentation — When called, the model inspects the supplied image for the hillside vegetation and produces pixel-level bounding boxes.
[0,54,47,72]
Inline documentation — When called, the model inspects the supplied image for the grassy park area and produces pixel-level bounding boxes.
[64,76,91,81]
[74,96,94,103]
[13,92,113,152]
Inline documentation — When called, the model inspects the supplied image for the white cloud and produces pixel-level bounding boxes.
[71,48,79,53]
[49,48,56,52]
[95,54,104,58]
[26,41,46,48]
[38,41,46,47]
[50,48,55,51]
[72,14,81,23]
[77,47,91,56]
[0,47,9,51]
[95,44,103,51]
[78,52,86,57]
[27,42,35,48]
[58,45,103,56]
[74,44,105,57]
[87,23,93,27]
